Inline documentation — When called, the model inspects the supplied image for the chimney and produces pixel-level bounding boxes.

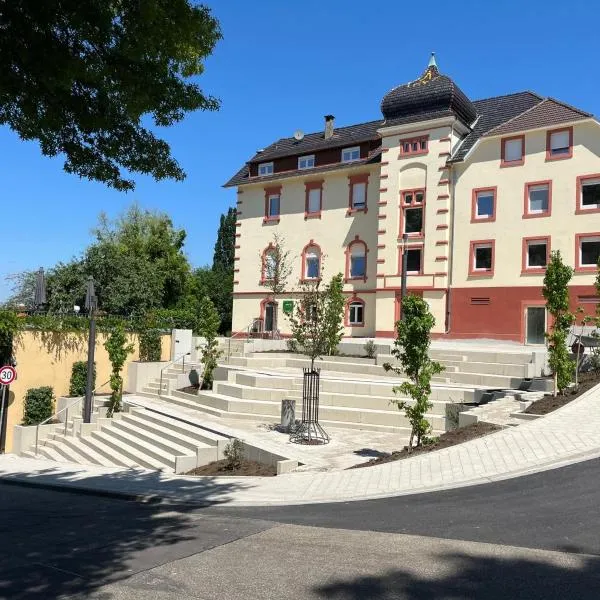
[324,115,335,140]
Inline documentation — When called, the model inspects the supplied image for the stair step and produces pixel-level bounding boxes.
[42,438,86,464]
[61,435,122,467]
[95,426,181,469]
[36,445,71,463]
[79,435,140,468]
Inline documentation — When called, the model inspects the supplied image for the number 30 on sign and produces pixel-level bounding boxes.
[0,366,16,385]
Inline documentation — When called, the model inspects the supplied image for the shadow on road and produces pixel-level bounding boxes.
[0,470,251,600]
[314,550,600,599]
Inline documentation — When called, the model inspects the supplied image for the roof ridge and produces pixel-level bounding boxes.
[545,96,594,118]
[473,90,543,104]
[482,98,549,137]
[272,118,384,144]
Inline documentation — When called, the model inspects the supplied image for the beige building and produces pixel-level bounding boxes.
[225,55,600,343]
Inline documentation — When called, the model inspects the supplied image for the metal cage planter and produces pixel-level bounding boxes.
[290,368,330,445]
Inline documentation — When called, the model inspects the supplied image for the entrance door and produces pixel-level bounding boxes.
[264,302,276,332]
[525,306,546,345]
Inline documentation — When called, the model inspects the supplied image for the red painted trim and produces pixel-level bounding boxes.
[259,297,279,331]
[344,294,366,327]
[575,173,600,214]
[260,243,276,284]
[469,239,495,277]
[304,180,323,219]
[398,241,425,276]
[500,134,525,167]
[435,256,448,262]
[399,135,429,157]
[379,188,388,193]
[438,194,449,199]
[380,161,389,166]
[234,245,240,249]
[378,214,387,220]
[345,235,369,282]
[436,224,449,230]
[521,236,551,274]
[377,229,386,234]
[437,208,449,214]
[434,272,448,276]
[233,268,240,273]
[436,240,449,246]
[399,187,426,238]
[377,244,386,249]
[263,185,282,223]
[378,200,388,206]
[575,231,600,272]
[376,258,385,264]
[300,239,322,282]
[470,186,497,223]
[235,233,241,238]
[523,180,552,218]
[438,166,448,171]
[380,174,388,180]
[439,179,450,185]
[546,126,573,161]
[439,137,451,142]
[235,222,242,227]
[438,151,451,157]
[347,173,369,215]
[381,148,389,153]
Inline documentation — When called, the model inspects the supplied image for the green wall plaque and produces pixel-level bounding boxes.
[282,300,294,314]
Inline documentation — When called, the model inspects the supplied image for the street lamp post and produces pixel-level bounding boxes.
[83,277,97,423]
[400,233,409,321]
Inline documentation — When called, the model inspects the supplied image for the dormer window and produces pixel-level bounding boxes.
[546,127,573,160]
[342,146,360,163]
[258,162,274,176]
[298,155,315,170]
[501,135,524,166]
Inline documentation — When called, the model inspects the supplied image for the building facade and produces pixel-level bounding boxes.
[225,56,600,343]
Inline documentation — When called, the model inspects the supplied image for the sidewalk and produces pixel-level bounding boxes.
[2,384,600,507]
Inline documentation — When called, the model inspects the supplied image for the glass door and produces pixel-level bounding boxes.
[526,306,546,345]
[264,303,275,332]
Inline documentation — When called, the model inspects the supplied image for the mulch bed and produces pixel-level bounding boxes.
[186,459,276,477]
[349,422,502,469]
[179,385,199,395]
[524,370,600,415]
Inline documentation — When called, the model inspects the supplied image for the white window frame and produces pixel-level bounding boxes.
[474,244,493,271]
[342,146,361,163]
[350,247,366,278]
[403,206,423,234]
[526,240,548,269]
[405,247,422,274]
[579,236,600,267]
[527,183,550,214]
[503,138,523,163]
[581,178,600,210]
[475,190,495,220]
[267,194,280,218]
[351,181,367,209]
[259,162,274,176]
[265,253,276,279]
[549,130,570,156]
[305,248,320,279]
[298,155,315,170]
[307,187,321,214]
[348,301,364,325]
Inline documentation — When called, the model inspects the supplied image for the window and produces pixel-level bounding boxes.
[264,186,282,222]
[405,248,422,274]
[501,135,524,166]
[401,189,425,235]
[470,240,495,276]
[304,181,323,217]
[546,127,572,160]
[399,136,428,156]
[523,237,549,272]
[346,238,368,280]
[577,175,600,213]
[306,303,318,322]
[259,162,274,176]
[264,252,276,280]
[267,194,280,218]
[471,187,496,222]
[298,155,315,170]
[524,181,551,218]
[348,174,369,213]
[577,235,600,270]
[302,243,321,280]
[348,301,364,326]
[342,146,360,163]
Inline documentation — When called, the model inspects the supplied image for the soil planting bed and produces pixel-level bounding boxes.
[186,459,276,477]
[524,371,600,415]
[350,422,502,469]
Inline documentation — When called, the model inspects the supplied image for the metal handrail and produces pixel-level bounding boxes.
[34,378,110,455]
[159,352,191,397]
[226,319,261,362]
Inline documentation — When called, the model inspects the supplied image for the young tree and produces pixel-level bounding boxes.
[543,250,575,396]
[104,323,134,416]
[261,233,293,338]
[383,295,444,451]
[323,274,345,356]
[196,296,222,390]
[212,208,237,273]
[0,1,221,191]
[287,273,345,370]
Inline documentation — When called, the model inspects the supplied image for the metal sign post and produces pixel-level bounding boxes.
[83,277,97,423]
[0,365,16,454]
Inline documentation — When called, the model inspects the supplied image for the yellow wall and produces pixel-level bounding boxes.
[5,331,171,452]
[452,120,600,288]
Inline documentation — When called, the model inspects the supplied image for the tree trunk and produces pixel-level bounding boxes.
[407,430,414,453]
[553,372,558,398]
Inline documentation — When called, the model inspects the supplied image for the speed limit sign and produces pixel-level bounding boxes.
[0,366,16,386]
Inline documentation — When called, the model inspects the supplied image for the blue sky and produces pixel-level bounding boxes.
[1,0,597,300]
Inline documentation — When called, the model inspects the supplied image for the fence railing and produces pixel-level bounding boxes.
[159,352,191,397]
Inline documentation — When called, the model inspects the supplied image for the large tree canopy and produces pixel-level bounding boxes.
[0,1,221,190]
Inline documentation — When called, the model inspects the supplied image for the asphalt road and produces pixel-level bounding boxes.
[1,458,600,599]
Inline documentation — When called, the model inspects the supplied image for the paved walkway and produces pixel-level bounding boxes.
[2,383,600,507]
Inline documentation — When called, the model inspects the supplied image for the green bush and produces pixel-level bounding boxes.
[364,339,376,359]
[223,438,244,470]
[23,387,54,425]
[138,328,162,362]
[69,361,96,397]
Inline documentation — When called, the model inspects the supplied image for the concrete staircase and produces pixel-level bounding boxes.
[20,406,228,473]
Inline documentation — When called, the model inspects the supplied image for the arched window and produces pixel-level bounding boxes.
[261,244,277,283]
[345,296,365,327]
[302,241,321,281]
[260,297,278,333]
[345,237,368,281]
